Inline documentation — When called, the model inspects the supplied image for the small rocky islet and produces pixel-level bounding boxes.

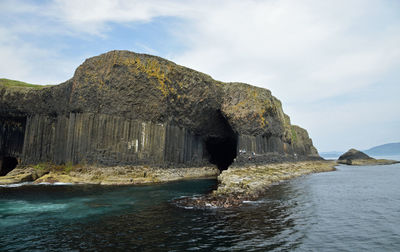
[2,50,332,207]
[337,148,399,166]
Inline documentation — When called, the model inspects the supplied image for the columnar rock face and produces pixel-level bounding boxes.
[0,117,25,175]
[21,113,204,166]
[0,50,320,172]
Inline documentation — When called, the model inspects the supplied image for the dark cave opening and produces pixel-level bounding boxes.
[204,110,238,172]
[0,157,18,176]
[205,136,237,172]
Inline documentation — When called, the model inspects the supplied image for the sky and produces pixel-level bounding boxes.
[0,0,399,152]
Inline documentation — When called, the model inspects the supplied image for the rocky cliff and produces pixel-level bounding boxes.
[0,50,320,175]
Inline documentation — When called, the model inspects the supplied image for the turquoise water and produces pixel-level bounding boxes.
[1,163,400,251]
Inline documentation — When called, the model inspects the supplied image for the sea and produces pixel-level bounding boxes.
[1,155,400,251]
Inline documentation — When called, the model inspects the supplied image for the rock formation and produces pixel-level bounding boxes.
[0,50,320,176]
[337,148,398,165]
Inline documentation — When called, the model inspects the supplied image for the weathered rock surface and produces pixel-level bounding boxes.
[337,148,399,165]
[0,164,218,185]
[175,161,335,208]
[34,165,219,185]
[215,161,335,196]
[0,50,320,178]
[0,166,49,185]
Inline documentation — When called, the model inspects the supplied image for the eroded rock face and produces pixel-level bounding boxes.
[0,50,320,170]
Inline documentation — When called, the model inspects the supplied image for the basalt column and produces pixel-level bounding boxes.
[0,116,26,175]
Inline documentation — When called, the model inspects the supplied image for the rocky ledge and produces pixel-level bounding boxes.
[337,149,399,165]
[0,164,219,185]
[175,160,335,208]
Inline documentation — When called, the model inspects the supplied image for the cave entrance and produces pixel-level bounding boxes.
[205,136,237,171]
[0,157,18,176]
[204,110,238,172]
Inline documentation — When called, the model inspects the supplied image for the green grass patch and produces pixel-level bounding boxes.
[33,163,51,171]
[0,78,52,89]
[291,127,298,143]
[64,162,74,173]
[33,162,82,174]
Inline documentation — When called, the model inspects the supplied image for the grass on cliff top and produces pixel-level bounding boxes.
[0,78,52,89]
[33,162,82,174]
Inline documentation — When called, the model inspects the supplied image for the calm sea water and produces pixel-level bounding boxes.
[1,162,400,251]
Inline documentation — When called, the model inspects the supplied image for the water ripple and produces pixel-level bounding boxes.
[1,164,400,251]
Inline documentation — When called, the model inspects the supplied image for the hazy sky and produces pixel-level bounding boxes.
[1,0,399,152]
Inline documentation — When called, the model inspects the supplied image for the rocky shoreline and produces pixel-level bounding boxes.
[175,160,336,208]
[0,164,219,185]
[0,160,336,208]
[337,158,399,166]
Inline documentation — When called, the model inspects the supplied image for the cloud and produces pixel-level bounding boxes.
[0,0,199,82]
[172,0,400,102]
[167,0,400,150]
[288,97,400,151]
[0,23,82,84]
[1,0,399,150]
[46,0,196,35]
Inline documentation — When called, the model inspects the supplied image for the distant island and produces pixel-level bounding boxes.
[364,142,400,156]
[337,148,399,166]
[321,142,400,159]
